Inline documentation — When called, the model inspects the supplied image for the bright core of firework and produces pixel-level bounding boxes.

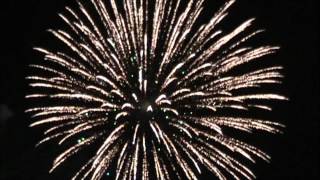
[26,0,286,179]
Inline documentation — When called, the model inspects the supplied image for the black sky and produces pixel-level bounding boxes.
[0,0,318,179]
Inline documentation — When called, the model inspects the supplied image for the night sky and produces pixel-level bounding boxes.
[0,0,318,179]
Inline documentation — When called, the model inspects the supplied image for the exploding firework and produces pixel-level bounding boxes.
[27,0,286,179]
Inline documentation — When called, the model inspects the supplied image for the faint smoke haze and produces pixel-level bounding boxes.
[0,104,13,125]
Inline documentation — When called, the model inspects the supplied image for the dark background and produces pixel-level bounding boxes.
[0,0,318,179]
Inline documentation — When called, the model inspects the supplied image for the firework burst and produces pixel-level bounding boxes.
[27,0,286,179]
